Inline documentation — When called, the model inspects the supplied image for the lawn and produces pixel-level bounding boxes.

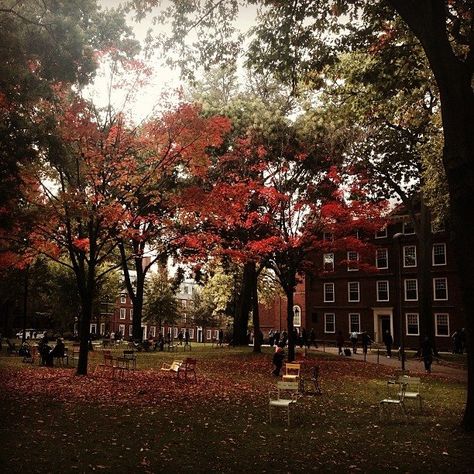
[0,345,471,473]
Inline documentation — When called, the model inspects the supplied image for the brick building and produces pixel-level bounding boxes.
[259,214,464,351]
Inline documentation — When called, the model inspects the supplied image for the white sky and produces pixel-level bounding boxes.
[93,0,258,123]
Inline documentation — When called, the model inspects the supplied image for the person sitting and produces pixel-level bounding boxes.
[48,338,65,366]
[272,344,285,376]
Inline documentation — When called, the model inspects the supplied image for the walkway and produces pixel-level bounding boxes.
[312,345,467,382]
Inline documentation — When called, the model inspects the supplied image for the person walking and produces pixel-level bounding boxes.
[361,332,372,356]
[420,336,434,373]
[272,344,285,376]
[336,330,345,355]
[383,330,393,358]
[350,331,358,354]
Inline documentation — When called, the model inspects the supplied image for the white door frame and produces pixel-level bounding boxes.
[372,307,394,343]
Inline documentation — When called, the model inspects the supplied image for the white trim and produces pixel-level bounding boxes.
[435,313,450,337]
[348,281,360,303]
[433,277,448,301]
[293,305,302,327]
[405,313,420,336]
[404,279,418,301]
[324,313,336,333]
[432,243,447,266]
[347,251,359,271]
[348,313,361,333]
[120,308,126,320]
[376,248,388,269]
[403,245,417,267]
[376,280,390,302]
[323,283,335,303]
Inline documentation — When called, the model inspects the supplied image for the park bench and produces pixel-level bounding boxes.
[161,359,183,374]
[269,381,300,426]
[177,357,197,382]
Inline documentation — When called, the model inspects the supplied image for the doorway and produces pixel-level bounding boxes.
[372,308,393,343]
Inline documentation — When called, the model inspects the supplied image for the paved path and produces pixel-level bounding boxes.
[311,345,467,382]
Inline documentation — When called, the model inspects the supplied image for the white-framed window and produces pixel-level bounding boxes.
[324,283,335,303]
[90,323,97,334]
[189,328,195,339]
[323,253,334,272]
[206,329,212,340]
[376,281,389,302]
[324,313,335,333]
[403,221,415,234]
[100,323,105,335]
[404,279,418,301]
[120,294,126,304]
[118,324,125,335]
[406,313,420,336]
[128,325,133,336]
[435,313,450,336]
[293,305,302,327]
[130,308,133,320]
[376,248,388,269]
[120,308,126,320]
[173,327,178,338]
[348,282,360,302]
[150,326,156,338]
[375,226,387,239]
[403,245,417,267]
[432,243,447,266]
[215,329,219,339]
[433,277,448,300]
[349,313,360,333]
[347,251,359,271]
[323,232,333,241]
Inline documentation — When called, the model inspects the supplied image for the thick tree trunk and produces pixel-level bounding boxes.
[233,261,253,345]
[250,262,261,353]
[417,197,435,350]
[390,0,474,431]
[76,293,92,376]
[286,288,295,362]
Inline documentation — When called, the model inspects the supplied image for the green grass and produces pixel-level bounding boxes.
[0,346,471,473]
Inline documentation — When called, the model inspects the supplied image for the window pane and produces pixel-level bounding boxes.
[376,249,388,269]
[406,313,419,335]
[403,246,417,267]
[433,243,446,265]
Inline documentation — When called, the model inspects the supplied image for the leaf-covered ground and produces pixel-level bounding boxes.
[0,347,472,473]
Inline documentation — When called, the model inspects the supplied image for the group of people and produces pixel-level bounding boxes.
[38,335,65,366]
[267,328,318,349]
[336,330,373,356]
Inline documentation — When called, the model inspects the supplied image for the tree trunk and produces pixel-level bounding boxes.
[250,262,261,353]
[390,0,474,431]
[233,261,253,345]
[286,287,295,362]
[76,292,92,376]
[417,196,435,350]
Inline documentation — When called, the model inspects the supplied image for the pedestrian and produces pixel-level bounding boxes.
[336,330,344,355]
[361,332,372,355]
[281,331,288,347]
[420,336,434,373]
[268,329,274,347]
[350,331,358,354]
[383,330,393,358]
[272,344,285,376]
[184,329,190,348]
[302,327,308,348]
[218,329,224,346]
[274,331,280,347]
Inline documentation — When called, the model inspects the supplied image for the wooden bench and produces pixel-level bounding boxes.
[161,359,183,374]
[177,358,197,382]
